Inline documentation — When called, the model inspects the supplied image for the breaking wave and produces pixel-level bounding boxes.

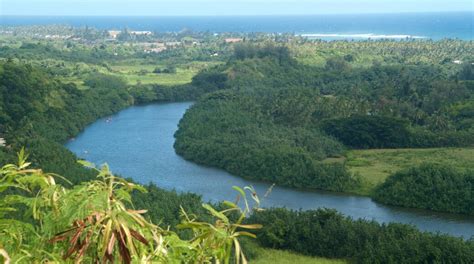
[300,33,427,39]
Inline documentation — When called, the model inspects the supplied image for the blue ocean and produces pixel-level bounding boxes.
[1,12,473,40]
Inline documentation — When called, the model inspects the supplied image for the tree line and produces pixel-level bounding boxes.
[374,163,474,215]
[173,44,474,198]
[249,208,474,263]
[1,43,473,262]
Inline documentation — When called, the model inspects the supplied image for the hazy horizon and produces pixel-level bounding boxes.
[1,0,472,16]
[1,11,473,17]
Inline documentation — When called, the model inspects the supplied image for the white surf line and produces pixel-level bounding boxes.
[299,33,427,39]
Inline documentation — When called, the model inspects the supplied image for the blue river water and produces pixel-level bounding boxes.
[66,102,474,238]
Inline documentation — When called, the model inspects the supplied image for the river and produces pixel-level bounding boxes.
[66,102,474,238]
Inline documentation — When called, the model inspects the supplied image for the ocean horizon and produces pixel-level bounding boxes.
[1,12,473,40]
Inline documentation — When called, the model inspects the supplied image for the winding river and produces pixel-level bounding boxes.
[66,102,474,238]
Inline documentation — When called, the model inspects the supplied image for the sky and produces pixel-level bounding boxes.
[0,0,472,16]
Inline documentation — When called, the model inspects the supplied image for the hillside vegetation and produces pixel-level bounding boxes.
[1,34,473,262]
[291,40,474,68]
[250,208,474,263]
[174,43,474,213]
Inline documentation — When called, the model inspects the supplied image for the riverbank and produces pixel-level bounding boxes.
[66,103,474,238]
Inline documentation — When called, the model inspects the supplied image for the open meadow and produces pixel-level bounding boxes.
[251,249,346,264]
[344,147,474,194]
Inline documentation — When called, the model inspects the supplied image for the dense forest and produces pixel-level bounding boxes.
[0,60,224,228]
[373,164,474,215]
[0,61,132,186]
[0,61,210,237]
[0,60,252,262]
[1,35,474,262]
[3,151,473,263]
[174,91,358,192]
[249,208,474,263]
[174,43,474,212]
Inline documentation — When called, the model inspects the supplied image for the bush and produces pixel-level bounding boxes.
[250,208,474,263]
[373,163,474,214]
[325,57,350,71]
[84,73,128,89]
[0,158,260,263]
[321,115,411,149]
[162,65,177,74]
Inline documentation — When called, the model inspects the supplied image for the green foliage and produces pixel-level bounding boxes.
[345,147,474,188]
[233,44,294,65]
[373,163,474,214]
[0,156,260,263]
[321,115,411,149]
[0,61,231,253]
[0,60,134,191]
[84,73,128,90]
[251,248,346,264]
[1,35,474,262]
[174,43,473,197]
[0,62,53,127]
[0,61,132,144]
[291,40,474,68]
[408,127,474,147]
[250,208,474,264]
[131,183,207,229]
[458,62,474,80]
[162,65,177,74]
[191,69,229,92]
[325,57,350,71]
[174,93,358,192]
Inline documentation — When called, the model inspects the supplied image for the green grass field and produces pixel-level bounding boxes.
[251,249,346,264]
[347,147,474,184]
[341,147,474,194]
[60,66,196,87]
[323,147,474,195]
[110,61,221,86]
[59,61,221,87]
[117,68,197,85]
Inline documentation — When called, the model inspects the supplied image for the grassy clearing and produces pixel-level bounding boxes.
[59,61,221,87]
[110,61,221,85]
[251,249,346,264]
[117,68,197,85]
[344,147,474,193]
[60,68,195,87]
[323,147,474,195]
[109,64,159,73]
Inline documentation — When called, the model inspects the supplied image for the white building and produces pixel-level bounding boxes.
[131,31,153,36]
[225,38,243,43]
[108,30,121,39]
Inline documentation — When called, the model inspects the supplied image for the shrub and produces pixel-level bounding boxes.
[373,163,474,214]
[250,208,474,263]
[321,115,411,149]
